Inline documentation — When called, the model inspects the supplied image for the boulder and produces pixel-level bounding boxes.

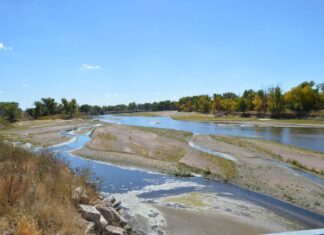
[106,195,116,204]
[112,200,121,209]
[98,215,108,230]
[101,198,113,207]
[78,204,101,222]
[85,221,96,234]
[104,225,126,235]
[95,203,115,223]
[110,207,127,227]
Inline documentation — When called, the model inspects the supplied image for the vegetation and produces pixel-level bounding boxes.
[286,159,324,176]
[178,81,324,118]
[0,102,21,123]
[80,100,178,115]
[2,81,323,122]
[0,142,98,234]
[26,98,79,119]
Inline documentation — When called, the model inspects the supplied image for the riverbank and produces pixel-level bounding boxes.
[0,141,99,234]
[0,119,94,147]
[119,111,324,128]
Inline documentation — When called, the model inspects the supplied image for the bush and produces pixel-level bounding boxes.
[0,142,98,234]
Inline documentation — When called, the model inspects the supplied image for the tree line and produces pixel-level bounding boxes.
[25,98,79,118]
[1,81,323,123]
[178,81,324,117]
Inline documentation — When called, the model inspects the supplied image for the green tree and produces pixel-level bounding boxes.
[0,102,21,122]
[268,86,284,115]
[284,81,319,112]
[238,98,247,114]
[197,95,212,113]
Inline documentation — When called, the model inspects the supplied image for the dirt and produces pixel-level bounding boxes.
[192,135,324,214]
[155,191,303,235]
[1,119,94,147]
[77,124,233,178]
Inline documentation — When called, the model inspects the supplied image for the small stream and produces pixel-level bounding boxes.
[42,124,324,233]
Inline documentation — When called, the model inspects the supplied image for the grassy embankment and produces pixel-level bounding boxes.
[0,141,98,234]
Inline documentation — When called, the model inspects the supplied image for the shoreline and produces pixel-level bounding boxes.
[115,111,324,128]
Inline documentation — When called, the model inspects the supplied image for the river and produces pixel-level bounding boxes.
[42,116,324,234]
[94,115,324,153]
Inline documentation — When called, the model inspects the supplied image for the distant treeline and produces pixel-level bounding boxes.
[79,100,178,115]
[178,81,324,117]
[1,81,323,123]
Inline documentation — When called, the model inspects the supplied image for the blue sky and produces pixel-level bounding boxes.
[0,0,324,109]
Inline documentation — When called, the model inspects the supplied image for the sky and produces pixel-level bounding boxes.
[0,0,324,109]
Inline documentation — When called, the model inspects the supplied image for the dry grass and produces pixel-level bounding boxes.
[0,142,98,235]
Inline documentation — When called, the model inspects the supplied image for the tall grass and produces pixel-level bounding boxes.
[0,142,98,234]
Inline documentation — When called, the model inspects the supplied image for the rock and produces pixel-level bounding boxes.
[123,225,132,235]
[112,200,121,208]
[110,207,127,227]
[72,186,89,203]
[104,225,126,235]
[79,218,96,234]
[98,215,108,230]
[106,195,116,204]
[115,205,122,212]
[79,204,101,222]
[95,203,115,223]
[85,221,96,234]
[102,198,113,207]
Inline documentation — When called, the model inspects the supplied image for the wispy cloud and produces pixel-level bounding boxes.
[0,90,4,94]
[0,42,12,51]
[81,64,101,70]
[22,84,30,88]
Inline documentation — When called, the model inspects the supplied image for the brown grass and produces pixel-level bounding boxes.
[0,142,98,235]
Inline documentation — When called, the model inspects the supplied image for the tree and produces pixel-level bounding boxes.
[253,90,267,113]
[242,89,256,111]
[268,86,284,116]
[0,102,21,122]
[211,94,222,113]
[238,98,247,114]
[197,95,212,113]
[284,81,319,112]
[41,97,57,115]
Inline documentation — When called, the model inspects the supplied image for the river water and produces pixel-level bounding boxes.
[94,115,324,153]
[42,117,324,234]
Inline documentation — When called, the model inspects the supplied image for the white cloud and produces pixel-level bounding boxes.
[0,90,4,94]
[0,42,12,51]
[81,64,101,70]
